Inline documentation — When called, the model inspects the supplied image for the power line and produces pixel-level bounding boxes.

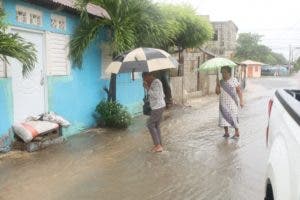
[240,18,300,32]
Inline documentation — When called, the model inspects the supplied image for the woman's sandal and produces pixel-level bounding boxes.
[155,148,163,152]
[230,135,240,140]
[151,146,163,153]
[223,134,230,138]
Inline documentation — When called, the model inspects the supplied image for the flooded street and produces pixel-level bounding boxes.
[0,75,299,200]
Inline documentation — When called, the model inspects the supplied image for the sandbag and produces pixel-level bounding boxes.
[42,112,70,127]
[13,121,59,143]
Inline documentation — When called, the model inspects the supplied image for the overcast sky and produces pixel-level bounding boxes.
[155,0,300,59]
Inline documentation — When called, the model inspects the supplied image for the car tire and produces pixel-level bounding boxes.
[265,183,274,200]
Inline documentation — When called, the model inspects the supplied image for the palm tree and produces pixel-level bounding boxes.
[159,4,213,76]
[70,0,171,101]
[0,9,37,76]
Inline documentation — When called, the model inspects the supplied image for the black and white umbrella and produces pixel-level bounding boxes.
[105,47,178,74]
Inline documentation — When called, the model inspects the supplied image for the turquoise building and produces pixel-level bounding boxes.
[0,0,144,142]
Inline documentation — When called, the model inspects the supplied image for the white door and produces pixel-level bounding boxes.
[10,30,46,123]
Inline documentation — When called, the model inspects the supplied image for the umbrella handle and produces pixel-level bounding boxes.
[216,69,220,87]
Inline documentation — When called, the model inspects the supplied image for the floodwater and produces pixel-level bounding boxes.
[0,74,299,200]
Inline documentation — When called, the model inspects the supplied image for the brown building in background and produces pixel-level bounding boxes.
[204,20,238,58]
[241,60,265,78]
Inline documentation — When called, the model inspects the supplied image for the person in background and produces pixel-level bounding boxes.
[215,66,244,139]
[142,72,166,152]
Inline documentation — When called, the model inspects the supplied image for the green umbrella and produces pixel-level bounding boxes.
[198,57,237,71]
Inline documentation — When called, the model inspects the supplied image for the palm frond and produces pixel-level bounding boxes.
[0,32,37,76]
[74,0,90,23]
[69,18,109,66]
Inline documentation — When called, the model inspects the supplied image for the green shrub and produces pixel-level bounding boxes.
[95,100,132,129]
[293,64,300,72]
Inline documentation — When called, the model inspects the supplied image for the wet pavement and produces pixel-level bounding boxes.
[0,74,299,200]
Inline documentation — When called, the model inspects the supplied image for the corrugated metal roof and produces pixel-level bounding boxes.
[49,0,111,19]
[241,60,265,65]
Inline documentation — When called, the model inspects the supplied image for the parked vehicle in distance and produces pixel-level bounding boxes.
[262,65,289,76]
[264,89,300,200]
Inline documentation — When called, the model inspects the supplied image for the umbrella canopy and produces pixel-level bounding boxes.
[105,47,178,74]
[198,57,237,71]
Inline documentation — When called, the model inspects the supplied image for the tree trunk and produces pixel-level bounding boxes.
[177,46,184,76]
[154,70,173,107]
[197,56,200,91]
[177,47,181,76]
[108,73,116,101]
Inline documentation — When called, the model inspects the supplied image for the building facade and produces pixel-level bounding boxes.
[0,0,144,141]
[204,20,238,58]
[170,48,216,104]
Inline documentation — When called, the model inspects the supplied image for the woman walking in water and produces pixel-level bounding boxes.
[215,66,244,139]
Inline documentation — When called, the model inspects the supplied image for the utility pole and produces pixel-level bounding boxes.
[288,45,300,73]
[288,44,292,70]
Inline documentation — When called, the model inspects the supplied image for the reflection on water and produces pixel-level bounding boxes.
[0,76,298,200]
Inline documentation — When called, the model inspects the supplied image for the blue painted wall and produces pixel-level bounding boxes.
[4,0,77,35]
[0,79,13,138]
[0,0,144,138]
[47,36,107,137]
[116,73,144,115]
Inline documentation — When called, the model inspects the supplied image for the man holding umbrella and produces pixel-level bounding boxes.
[106,47,178,151]
[142,72,165,152]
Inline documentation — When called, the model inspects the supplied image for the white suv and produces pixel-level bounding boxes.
[265,89,300,200]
